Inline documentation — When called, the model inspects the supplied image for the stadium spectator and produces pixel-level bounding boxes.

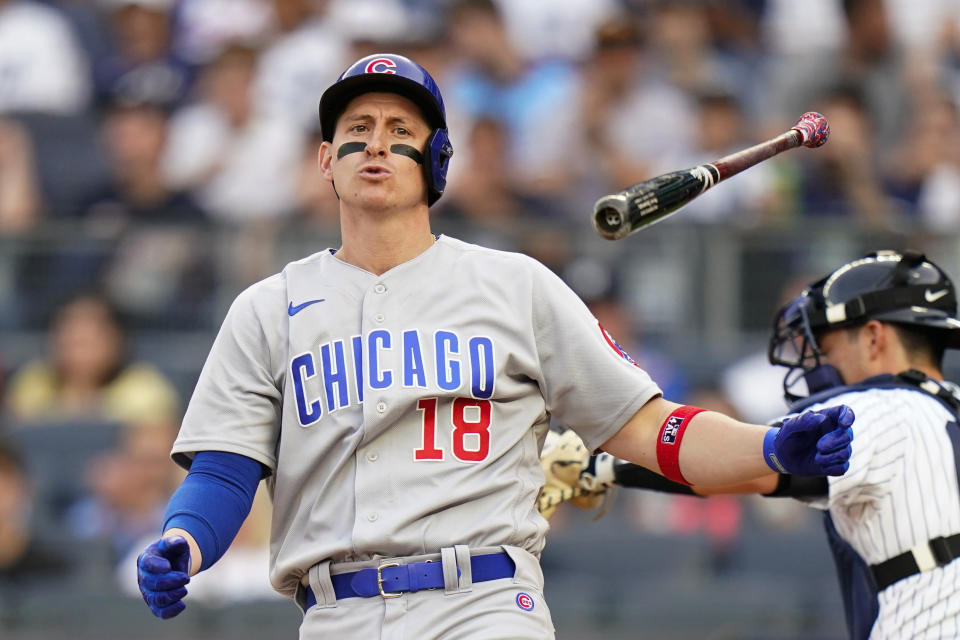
[161,41,304,223]
[437,116,553,229]
[444,0,581,203]
[171,0,273,66]
[94,0,192,111]
[889,91,960,230]
[0,118,42,234]
[252,0,348,130]
[84,96,207,224]
[644,0,752,109]
[0,438,68,586]
[795,85,900,227]
[67,420,179,563]
[491,0,621,63]
[325,0,412,46]
[75,94,217,328]
[287,126,340,226]
[574,17,696,213]
[766,0,908,156]
[4,294,179,425]
[760,0,846,124]
[661,88,782,226]
[0,0,91,115]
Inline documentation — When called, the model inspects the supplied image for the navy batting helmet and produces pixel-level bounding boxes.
[318,53,454,206]
[769,250,960,400]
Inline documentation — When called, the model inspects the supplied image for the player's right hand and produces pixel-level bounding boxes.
[137,536,191,619]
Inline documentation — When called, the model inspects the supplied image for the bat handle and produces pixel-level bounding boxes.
[791,112,829,148]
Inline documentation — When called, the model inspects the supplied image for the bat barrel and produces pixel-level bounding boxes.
[592,169,714,240]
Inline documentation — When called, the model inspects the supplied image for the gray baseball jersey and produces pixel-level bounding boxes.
[171,235,660,597]
[798,386,960,638]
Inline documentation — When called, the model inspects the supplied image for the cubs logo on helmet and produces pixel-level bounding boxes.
[364,58,397,74]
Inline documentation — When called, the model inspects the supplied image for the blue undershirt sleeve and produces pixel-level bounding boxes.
[162,451,264,572]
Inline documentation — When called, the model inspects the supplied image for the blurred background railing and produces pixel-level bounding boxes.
[4,219,958,401]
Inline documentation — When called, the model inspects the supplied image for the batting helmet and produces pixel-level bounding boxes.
[318,53,454,206]
[769,250,960,400]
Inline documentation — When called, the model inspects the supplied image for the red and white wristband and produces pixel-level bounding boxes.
[655,406,706,485]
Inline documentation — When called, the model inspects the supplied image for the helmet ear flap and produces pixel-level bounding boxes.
[424,128,453,205]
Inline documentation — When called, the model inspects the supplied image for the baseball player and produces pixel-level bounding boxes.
[134,53,855,639]
[549,250,960,639]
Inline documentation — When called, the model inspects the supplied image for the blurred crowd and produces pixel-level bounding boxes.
[0,0,959,633]
[0,0,956,326]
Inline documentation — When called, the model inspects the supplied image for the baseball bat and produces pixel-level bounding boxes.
[592,112,830,240]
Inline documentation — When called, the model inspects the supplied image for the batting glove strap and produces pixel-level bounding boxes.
[762,428,787,473]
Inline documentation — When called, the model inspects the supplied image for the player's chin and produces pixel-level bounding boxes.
[349,186,425,212]
[346,187,394,209]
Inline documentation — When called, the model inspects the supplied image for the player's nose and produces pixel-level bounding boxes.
[364,126,389,156]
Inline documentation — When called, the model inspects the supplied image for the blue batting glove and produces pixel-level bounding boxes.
[137,536,191,619]
[763,405,854,476]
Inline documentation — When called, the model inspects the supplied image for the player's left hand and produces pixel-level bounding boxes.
[537,428,608,519]
[767,405,854,476]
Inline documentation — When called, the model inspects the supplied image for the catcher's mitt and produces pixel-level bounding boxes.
[536,428,613,520]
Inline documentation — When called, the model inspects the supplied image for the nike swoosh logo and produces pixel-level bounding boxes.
[288,299,325,316]
[925,289,949,303]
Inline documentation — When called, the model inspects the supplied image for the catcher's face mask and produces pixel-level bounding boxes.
[768,286,843,402]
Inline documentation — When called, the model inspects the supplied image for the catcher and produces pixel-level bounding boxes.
[539,250,960,640]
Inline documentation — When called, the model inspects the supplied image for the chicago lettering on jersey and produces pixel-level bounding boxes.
[290,329,495,426]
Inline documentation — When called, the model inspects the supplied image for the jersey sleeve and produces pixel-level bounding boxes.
[171,279,285,473]
[528,260,661,451]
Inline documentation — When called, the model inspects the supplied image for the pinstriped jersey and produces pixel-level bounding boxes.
[797,385,960,639]
[171,235,660,597]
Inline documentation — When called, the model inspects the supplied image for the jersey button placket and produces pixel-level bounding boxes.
[373,283,386,323]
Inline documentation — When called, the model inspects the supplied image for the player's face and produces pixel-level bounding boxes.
[319,92,430,211]
[817,326,872,384]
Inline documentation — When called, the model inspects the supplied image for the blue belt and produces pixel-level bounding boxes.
[304,552,515,607]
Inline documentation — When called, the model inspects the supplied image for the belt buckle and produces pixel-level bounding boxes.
[377,562,401,598]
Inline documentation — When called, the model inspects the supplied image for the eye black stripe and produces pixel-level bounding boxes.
[337,142,366,158]
[390,144,424,165]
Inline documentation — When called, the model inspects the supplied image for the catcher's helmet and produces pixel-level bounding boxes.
[769,250,960,400]
[318,53,453,206]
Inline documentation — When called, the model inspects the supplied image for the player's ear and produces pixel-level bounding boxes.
[318,141,334,182]
[863,320,885,359]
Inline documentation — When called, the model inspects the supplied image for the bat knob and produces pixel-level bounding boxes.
[792,112,829,148]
